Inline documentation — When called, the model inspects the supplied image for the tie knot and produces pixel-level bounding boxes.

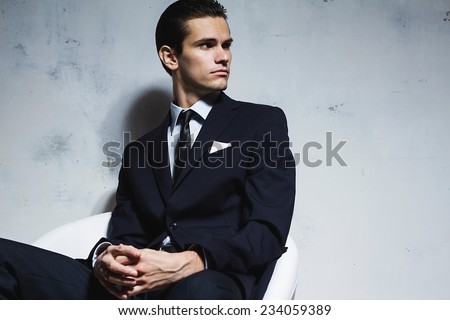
[177,109,195,125]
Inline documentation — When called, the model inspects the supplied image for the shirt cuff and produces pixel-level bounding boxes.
[188,244,208,270]
[92,241,112,268]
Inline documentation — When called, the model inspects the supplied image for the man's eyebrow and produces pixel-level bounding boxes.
[192,37,234,45]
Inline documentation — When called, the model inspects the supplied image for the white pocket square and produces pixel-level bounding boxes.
[209,141,232,154]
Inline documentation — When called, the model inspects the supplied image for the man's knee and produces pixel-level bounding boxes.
[167,270,243,300]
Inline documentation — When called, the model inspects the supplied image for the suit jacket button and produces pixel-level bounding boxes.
[169,223,177,230]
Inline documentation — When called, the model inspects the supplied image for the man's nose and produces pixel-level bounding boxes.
[215,47,231,65]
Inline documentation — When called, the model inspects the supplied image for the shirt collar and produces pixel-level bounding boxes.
[169,92,219,133]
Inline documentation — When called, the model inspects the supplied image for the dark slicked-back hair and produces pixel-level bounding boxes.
[156,0,228,74]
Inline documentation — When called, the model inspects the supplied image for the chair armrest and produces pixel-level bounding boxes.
[263,235,300,300]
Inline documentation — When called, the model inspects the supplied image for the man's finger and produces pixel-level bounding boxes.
[101,249,139,277]
[100,278,130,300]
[104,270,137,287]
[108,244,141,260]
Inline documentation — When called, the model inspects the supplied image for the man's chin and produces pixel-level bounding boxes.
[204,84,228,94]
[214,81,228,92]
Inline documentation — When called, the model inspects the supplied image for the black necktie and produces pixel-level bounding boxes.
[174,109,195,181]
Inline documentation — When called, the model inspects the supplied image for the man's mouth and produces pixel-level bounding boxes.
[211,69,229,76]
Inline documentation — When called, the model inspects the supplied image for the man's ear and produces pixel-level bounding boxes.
[159,45,178,72]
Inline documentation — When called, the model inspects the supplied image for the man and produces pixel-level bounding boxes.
[0,0,295,300]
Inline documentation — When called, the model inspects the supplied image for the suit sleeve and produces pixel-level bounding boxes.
[107,162,153,247]
[86,141,157,263]
[202,107,296,276]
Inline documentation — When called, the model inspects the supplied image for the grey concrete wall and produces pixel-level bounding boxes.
[1,0,449,299]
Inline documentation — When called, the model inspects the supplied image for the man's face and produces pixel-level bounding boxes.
[174,17,233,100]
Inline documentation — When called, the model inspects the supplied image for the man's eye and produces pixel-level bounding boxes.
[200,43,213,49]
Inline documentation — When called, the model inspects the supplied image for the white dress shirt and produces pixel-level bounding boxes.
[167,94,215,177]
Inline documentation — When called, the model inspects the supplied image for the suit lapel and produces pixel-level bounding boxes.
[149,113,172,203]
[172,93,238,190]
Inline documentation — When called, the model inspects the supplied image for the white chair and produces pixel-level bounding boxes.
[33,212,299,299]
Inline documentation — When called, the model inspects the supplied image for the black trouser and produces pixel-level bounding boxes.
[0,238,242,300]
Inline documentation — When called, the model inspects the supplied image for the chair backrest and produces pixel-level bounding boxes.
[33,212,112,259]
[33,212,299,299]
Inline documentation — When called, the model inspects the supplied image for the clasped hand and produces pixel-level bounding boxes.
[93,244,204,299]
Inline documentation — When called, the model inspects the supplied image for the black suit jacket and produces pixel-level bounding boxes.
[89,92,296,299]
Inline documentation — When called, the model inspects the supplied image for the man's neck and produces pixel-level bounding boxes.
[172,80,221,108]
[172,91,209,109]
[172,90,221,110]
